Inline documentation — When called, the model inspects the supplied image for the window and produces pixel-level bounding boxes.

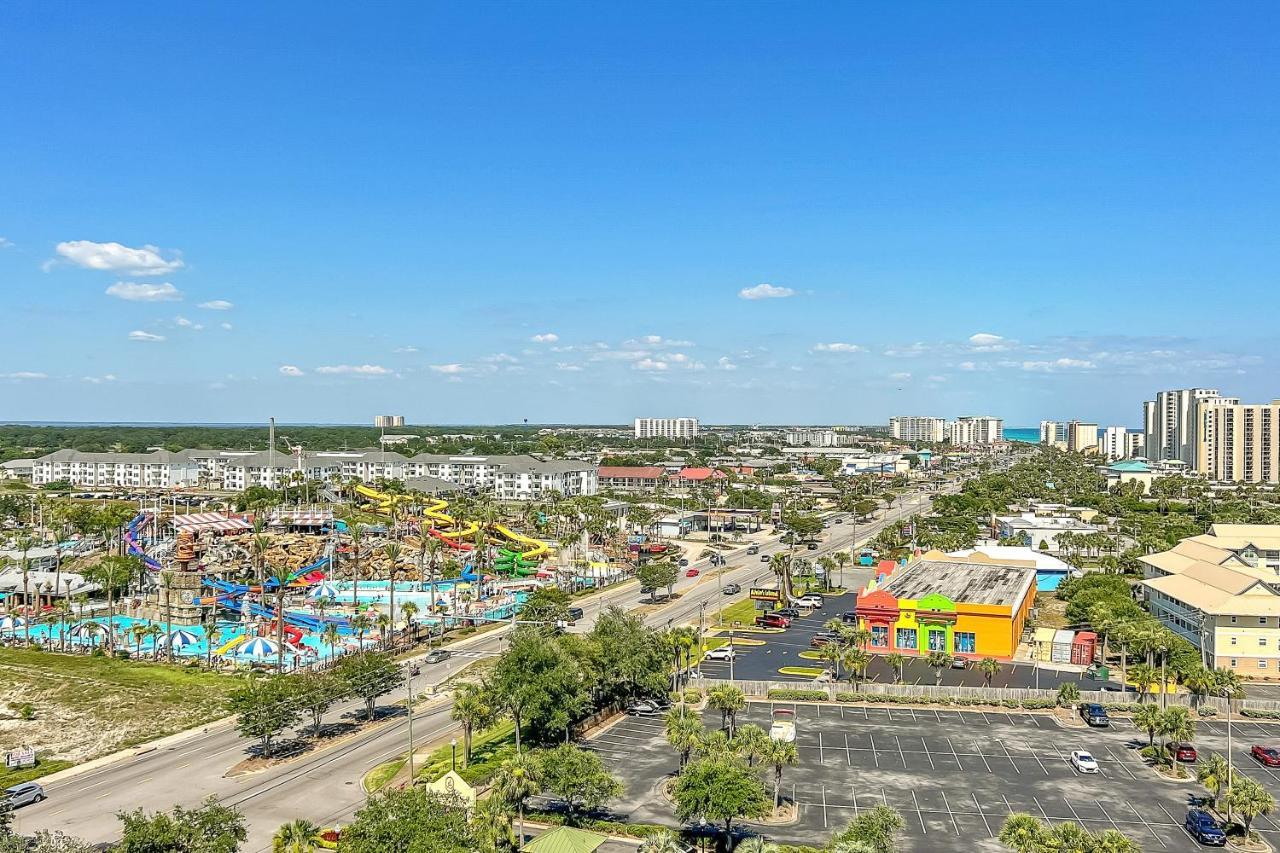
[896,628,917,650]
[1232,637,1238,645]
[1232,616,1238,624]
[927,629,947,652]
[1262,661,1269,669]
[870,625,889,648]
[1232,659,1238,667]
[1262,617,1269,626]
[1263,638,1270,647]
[953,632,976,654]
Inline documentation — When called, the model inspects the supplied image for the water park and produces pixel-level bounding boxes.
[0,485,577,671]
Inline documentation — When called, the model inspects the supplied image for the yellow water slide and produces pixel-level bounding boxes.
[353,484,478,540]
[216,635,249,655]
[492,523,551,561]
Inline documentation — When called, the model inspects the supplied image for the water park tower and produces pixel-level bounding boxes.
[135,531,207,627]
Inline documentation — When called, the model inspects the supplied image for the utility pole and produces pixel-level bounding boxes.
[406,668,416,782]
[728,631,735,681]
[697,602,705,678]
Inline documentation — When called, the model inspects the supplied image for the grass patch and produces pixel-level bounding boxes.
[0,758,75,789]
[525,810,668,840]
[1033,592,1069,629]
[778,666,826,678]
[415,720,517,787]
[713,598,761,628]
[0,646,240,770]
[363,757,406,792]
[798,650,824,661]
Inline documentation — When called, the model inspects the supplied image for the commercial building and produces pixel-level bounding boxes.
[854,551,1038,660]
[633,417,699,440]
[373,415,405,428]
[1142,388,1238,468]
[947,416,1003,446]
[598,466,667,492]
[993,512,1101,553]
[1102,459,1156,494]
[0,459,34,481]
[784,428,844,447]
[1195,400,1280,484]
[1066,421,1099,454]
[890,417,947,443]
[1140,528,1280,674]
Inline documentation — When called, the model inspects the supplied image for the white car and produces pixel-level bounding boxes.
[704,646,736,662]
[1070,750,1099,773]
[797,595,824,609]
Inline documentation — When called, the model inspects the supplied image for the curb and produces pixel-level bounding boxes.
[35,714,238,786]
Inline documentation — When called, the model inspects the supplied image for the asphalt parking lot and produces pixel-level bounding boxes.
[698,601,1117,692]
[588,701,1280,851]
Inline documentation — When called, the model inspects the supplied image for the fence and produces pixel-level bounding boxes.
[694,677,1280,714]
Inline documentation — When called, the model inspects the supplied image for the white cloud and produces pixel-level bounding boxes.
[812,342,865,353]
[717,357,738,371]
[428,364,467,375]
[220,322,233,331]
[883,342,928,358]
[591,350,650,362]
[890,372,912,381]
[531,333,559,343]
[315,364,391,376]
[0,237,12,249]
[128,330,165,342]
[1020,358,1096,372]
[174,316,203,330]
[738,283,795,300]
[968,332,1011,352]
[55,240,184,275]
[624,335,694,348]
[555,363,583,372]
[279,365,305,377]
[634,358,669,371]
[1,371,47,381]
[82,374,118,384]
[197,300,233,310]
[105,281,183,302]
[393,346,419,354]
[482,353,519,364]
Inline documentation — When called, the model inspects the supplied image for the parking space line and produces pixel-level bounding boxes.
[839,704,845,722]
[895,736,908,767]
[1123,800,1168,849]
[851,787,859,816]
[946,736,964,771]
[941,790,960,835]
[1024,740,1051,775]
[1102,747,1138,780]
[1096,799,1123,834]
[921,736,935,770]
[911,790,927,833]
[1000,740,1021,774]
[845,733,852,766]
[971,740,992,772]
[973,792,994,837]
[869,733,880,768]
[933,709,942,724]
[980,710,991,725]
[886,708,894,721]
[819,731,825,764]
[1031,795,1051,822]
[1062,797,1086,826]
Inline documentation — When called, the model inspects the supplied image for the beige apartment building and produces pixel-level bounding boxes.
[1066,421,1099,454]
[1195,400,1280,484]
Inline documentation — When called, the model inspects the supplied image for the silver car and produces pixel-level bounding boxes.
[5,781,45,808]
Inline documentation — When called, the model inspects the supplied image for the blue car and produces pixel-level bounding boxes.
[1185,809,1226,846]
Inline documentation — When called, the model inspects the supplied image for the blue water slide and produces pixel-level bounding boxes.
[125,514,163,571]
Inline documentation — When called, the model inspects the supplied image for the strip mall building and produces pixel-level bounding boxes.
[854,551,1038,660]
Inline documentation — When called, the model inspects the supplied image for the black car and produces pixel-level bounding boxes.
[1079,703,1110,727]
[723,583,741,595]
[1185,809,1227,846]
[807,543,819,550]
[841,612,858,624]
[566,607,584,624]
[774,607,800,619]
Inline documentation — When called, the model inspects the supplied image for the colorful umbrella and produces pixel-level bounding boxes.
[240,637,280,657]
[309,582,340,600]
[163,628,200,648]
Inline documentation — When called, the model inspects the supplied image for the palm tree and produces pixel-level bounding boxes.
[762,738,798,811]
[734,723,771,769]
[53,599,71,653]
[382,542,403,632]
[819,643,843,682]
[251,534,272,585]
[707,685,746,737]
[347,524,363,610]
[321,623,340,661]
[1129,663,1158,702]
[351,612,372,646]
[1132,703,1161,748]
[768,552,792,602]
[843,648,871,689]
[490,751,541,848]
[885,652,906,684]
[131,623,149,658]
[1197,753,1231,810]
[1183,666,1217,710]
[977,657,1000,687]
[997,813,1047,853]
[452,683,494,767]
[206,624,223,669]
[16,535,33,644]
[375,613,392,649]
[926,651,951,685]
[638,829,686,853]
[831,550,851,588]
[145,623,163,659]
[267,565,294,670]
[1157,706,1195,764]
[665,707,705,770]
[1229,776,1276,838]
[399,600,419,632]
[1092,829,1141,853]
[159,570,176,661]
[472,797,516,853]
[271,818,320,853]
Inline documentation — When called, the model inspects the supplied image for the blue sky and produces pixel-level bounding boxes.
[2,2,1278,426]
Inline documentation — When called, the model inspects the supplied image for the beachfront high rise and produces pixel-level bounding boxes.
[889,416,947,443]
[1142,388,1238,468]
[1196,401,1280,484]
[633,417,699,440]
[947,416,1003,446]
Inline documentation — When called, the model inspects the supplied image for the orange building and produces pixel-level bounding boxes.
[855,551,1037,660]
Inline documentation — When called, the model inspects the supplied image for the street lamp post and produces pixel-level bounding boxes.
[406,668,416,783]
[451,737,458,773]
[1225,686,1235,823]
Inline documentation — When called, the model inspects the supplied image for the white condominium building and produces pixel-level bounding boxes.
[1098,426,1137,461]
[947,416,1003,446]
[1066,421,1099,454]
[1143,388,1238,469]
[1039,421,1068,449]
[374,415,405,428]
[634,417,699,440]
[1196,401,1280,484]
[32,450,200,489]
[784,428,842,447]
[889,416,947,443]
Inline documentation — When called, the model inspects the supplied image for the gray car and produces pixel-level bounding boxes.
[5,781,45,808]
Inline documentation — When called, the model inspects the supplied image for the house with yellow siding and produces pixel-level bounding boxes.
[854,550,1037,661]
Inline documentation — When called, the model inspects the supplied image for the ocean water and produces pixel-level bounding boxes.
[1003,428,1041,444]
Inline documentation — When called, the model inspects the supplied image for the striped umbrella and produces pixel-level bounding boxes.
[240,637,280,657]
[69,621,107,636]
[163,629,200,649]
[0,616,26,632]
[309,582,340,600]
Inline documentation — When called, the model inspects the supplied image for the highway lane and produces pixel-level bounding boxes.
[14,480,960,849]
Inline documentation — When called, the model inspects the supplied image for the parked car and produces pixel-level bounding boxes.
[1185,809,1227,846]
[774,608,800,618]
[678,558,690,567]
[626,699,664,716]
[950,657,967,669]
[686,568,700,577]
[1252,745,1280,766]
[3,782,44,808]
[1069,750,1098,773]
[1078,703,1110,727]
[810,632,839,648]
[841,611,858,624]
[1171,742,1198,763]
[723,583,741,595]
[704,646,736,661]
[755,613,791,629]
[423,649,451,664]
[747,545,759,555]
[797,594,824,609]
[807,543,819,550]
[567,607,584,624]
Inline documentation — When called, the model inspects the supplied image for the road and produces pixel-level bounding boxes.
[13,481,959,850]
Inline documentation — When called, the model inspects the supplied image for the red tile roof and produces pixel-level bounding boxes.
[673,467,727,481]
[598,466,666,479]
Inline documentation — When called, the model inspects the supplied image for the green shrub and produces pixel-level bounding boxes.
[1242,708,1280,720]
[766,689,827,701]
[682,688,702,703]
[1197,706,1218,717]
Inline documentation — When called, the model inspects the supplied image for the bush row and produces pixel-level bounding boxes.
[525,810,669,839]
[763,689,1060,710]
[1241,708,1280,719]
